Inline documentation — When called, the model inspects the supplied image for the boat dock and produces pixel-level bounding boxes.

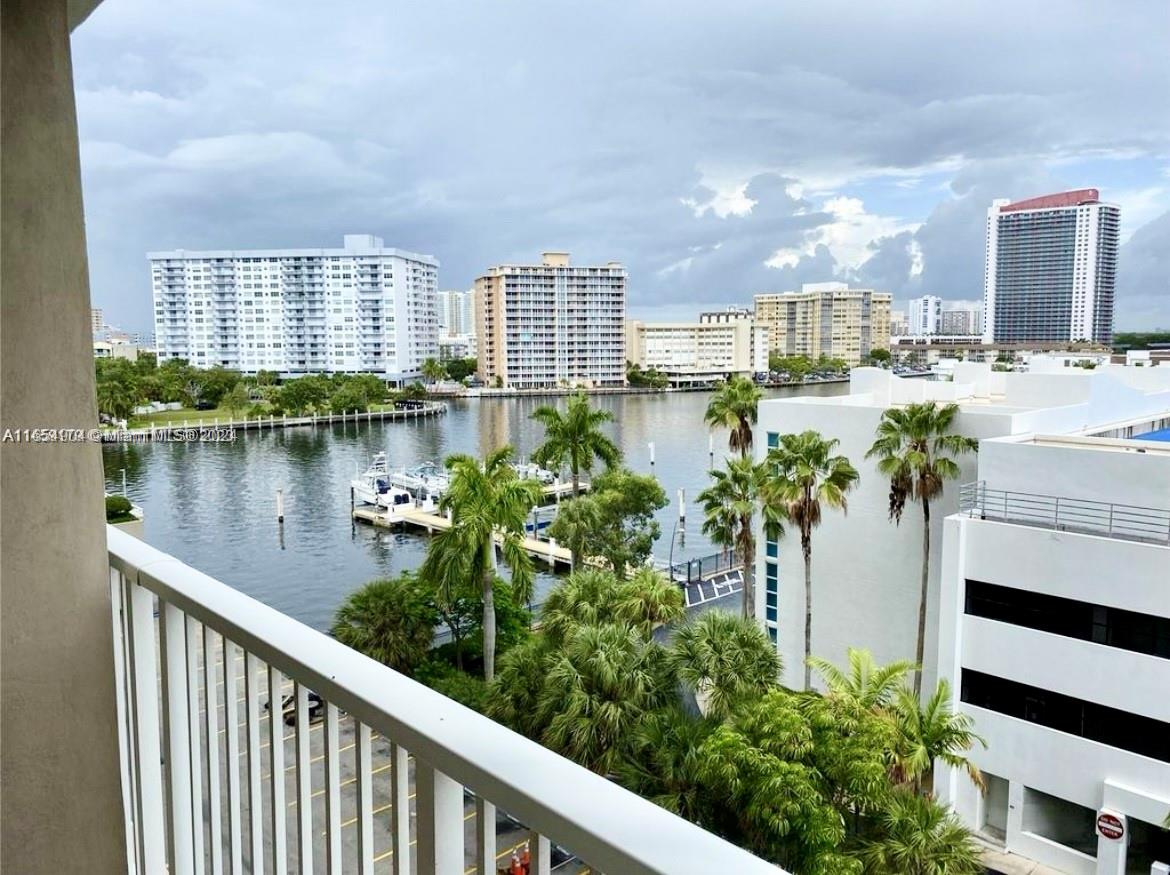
[352,506,573,568]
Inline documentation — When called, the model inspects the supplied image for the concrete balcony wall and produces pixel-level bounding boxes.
[1,1,128,871]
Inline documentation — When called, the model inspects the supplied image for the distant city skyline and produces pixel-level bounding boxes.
[72,1,1169,335]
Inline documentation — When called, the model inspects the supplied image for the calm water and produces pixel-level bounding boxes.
[104,384,847,630]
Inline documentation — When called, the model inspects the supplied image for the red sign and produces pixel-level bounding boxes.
[1097,812,1125,841]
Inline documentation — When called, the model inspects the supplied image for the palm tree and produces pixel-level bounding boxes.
[540,621,671,774]
[531,392,621,495]
[866,402,978,696]
[419,447,543,681]
[331,575,438,675]
[698,456,784,620]
[97,379,139,421]
[546,495,602,569]
[808,647,917,711]
[703,376,762,459]
[420,357,445,385]
[615,568,685,637]
[668,610,781,720]
[618,705,715,825]
[539,569,623,644]
[893,680,986,797]
[763,431,859,690]
[862,789,984,875]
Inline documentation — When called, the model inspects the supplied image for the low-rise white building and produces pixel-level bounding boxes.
[754,364,1170,699]
[625,318,768,384]
[937,429,1170,874]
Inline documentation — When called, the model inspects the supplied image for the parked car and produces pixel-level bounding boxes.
[264,690,327,726]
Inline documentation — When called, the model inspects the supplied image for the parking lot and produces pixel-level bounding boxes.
[187,636,591,873]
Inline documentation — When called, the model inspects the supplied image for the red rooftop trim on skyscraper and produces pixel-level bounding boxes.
[1001,189,1100,212]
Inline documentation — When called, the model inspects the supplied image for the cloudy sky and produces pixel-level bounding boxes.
[73,0,1170,333]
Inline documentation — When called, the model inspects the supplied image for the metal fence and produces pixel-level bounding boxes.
[959,481,1170,546]
[667,549,744,584]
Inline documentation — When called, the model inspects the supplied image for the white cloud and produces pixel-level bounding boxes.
[766,194,920,276]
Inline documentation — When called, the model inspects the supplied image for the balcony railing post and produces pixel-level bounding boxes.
[109,569,140,874]
[355,724,375,875]
[268,667,288,875]
[415,759,464,874]
[528,833,552,875]
[224,640,244,875]
[389,741,410,875]
[295,684,314,873]
[202,626,224,875]
[475,797,497,875]
[160,603,194,875]
[126,577,167,873]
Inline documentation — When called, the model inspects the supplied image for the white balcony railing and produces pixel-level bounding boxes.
[959,481,1170,546]
[107,526,782,874]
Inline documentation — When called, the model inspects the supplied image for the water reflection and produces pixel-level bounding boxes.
[105,385,846,631]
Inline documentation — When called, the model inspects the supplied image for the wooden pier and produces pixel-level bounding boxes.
[352,506,573,568]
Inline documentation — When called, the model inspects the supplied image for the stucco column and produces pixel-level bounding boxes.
[1,1,129,872]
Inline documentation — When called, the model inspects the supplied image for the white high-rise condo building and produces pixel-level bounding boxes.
[437,288,476,337]
[475,252,626,389]
[908,295,942,335]
[983,190,1119,345]
[150,235,438,382]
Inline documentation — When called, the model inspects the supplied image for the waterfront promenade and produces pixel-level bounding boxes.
[100,402,447,442]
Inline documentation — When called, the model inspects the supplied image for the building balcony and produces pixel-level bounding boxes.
[107,527,777,874]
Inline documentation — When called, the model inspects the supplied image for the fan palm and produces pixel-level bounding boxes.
[419,447,543,681]
[539,622,672,774]
[618,705,715,824]
[97,379,139,421]
[808,647,917,710]
[531,392,621,495]
[668,610,781,720]
[866,402,978,696]
[538,569,622,645]
[698,456,784,620]
[894,680,986,796]
[703,376,762,459]
[862,789,983,875]
[546,495,603,569]
[763,431,859,689]
[330,576,438,675]
[615,568,685,637]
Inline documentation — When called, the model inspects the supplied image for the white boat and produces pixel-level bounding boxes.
[512,460,556,484]
[351,452,391,506]
[388,461,450,496]
[376,482,441,514]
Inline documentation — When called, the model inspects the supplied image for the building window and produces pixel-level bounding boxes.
[961,669,1170,762]
[767,432,780,449]
[966,580,1170,659]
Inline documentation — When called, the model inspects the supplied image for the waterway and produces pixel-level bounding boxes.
[103,384,847,630]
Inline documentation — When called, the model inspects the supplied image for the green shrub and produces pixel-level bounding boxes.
[105,495,135,523]
[415,659,489,712]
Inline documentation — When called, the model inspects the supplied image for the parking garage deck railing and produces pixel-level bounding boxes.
[107,526,782,875]
[958,481,1170,546]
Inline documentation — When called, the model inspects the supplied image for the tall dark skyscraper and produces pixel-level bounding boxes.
[982,190,1120,344]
